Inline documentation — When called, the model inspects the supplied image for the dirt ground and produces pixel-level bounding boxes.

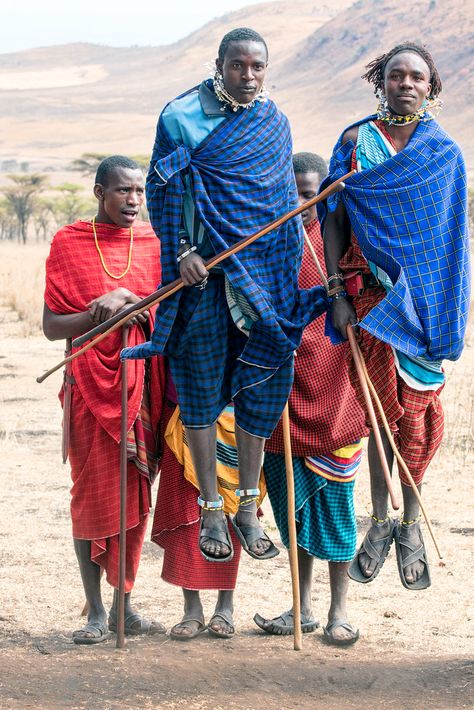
[0,303,473,710]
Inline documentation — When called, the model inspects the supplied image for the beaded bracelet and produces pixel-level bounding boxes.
[328,290,348,303]
[327,283,346,297]
[327,272,344,284]
[177,245,197,263]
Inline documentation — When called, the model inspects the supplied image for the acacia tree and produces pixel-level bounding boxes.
[0,198,16,241]
[69,152,107,177]
[2,174,48,243]
[70,152,149,176]
[53,183,94,225]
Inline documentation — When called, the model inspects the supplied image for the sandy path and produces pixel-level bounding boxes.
[0,304,473,709]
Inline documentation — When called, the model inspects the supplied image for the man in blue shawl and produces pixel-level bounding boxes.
[122,28,327,565]
[320,43,470,592]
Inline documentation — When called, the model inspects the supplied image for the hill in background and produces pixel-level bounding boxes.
[0,0,472,172]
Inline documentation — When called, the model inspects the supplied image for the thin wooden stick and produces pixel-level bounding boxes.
[301,233,440,554]
[347,327,400,510]
[116,326,129,649]
[281,402,302,651]
[36,171,354,384]
[302,231,328,290]
[357,346,442,559]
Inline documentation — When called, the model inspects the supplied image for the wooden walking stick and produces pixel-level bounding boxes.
[281,402,302,651]
[299,231,400,510]
[346,326,400,510]
[116,325,129,649]
[36,171,355,384]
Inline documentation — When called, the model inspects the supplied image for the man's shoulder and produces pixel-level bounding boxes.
[50,221,88,244]
[163,86,201,122]
[133,220,159,239]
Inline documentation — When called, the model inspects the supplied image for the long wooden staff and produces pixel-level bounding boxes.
[36,171,354,384]
[346,327,400,510]
[349,332,442,559]
[302,232,400,510]
[116,326,129,649]
[282,403,302,651]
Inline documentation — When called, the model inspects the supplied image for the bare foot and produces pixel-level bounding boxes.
[398,522,426,584]
[358,519,392,578]
[200,509,231,559]
[234,507,271,556]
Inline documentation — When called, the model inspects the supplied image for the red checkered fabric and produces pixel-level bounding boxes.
[337,141,445,486]
[152,403,242,590]
[45,220,164,442]
[45,220,166,590]
[346,292,444,486]
[266,219,368,457]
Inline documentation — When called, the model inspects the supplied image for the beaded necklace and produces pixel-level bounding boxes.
[211,68,268,112]
[376,94,443,126]
[92,217,134,280]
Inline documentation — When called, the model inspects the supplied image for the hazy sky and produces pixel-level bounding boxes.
[1,0,275,54]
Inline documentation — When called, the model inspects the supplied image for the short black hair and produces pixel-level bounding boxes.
[362,42,442,98]
[292,152,327,181]
[95,155,142,186]
[217,27,268,63]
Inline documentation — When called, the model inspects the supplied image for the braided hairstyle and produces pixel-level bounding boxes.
[362,42,442,98]
[217,27,268,63]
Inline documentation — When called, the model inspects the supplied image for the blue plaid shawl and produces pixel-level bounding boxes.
[319,116,470,363]
[122,82,327,368]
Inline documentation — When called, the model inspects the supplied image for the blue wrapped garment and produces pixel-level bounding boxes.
[122,81,327,369]
[319,116,470,365]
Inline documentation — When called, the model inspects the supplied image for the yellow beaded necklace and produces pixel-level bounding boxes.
[92,216,133,280]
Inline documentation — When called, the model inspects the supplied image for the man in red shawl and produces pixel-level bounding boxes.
[255,153,367,645]
[43,156,166,644]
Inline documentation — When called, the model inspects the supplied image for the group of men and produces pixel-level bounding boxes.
[43,28,470,645]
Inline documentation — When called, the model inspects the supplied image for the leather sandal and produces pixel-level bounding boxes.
[394,520,431,590]
[348,518,396,583]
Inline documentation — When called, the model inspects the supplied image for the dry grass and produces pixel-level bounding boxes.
[0,241,49,335]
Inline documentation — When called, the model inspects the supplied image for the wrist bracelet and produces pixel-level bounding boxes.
[329,290,348,303]
[327,273,344,284]
[177,245,197,263]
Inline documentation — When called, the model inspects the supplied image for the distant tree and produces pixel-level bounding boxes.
[53,183,93,225]
[0,198,16,241]
[130,154,150,172]
[2,174,48,244]
[69,152,108,176]
[32,198,56,242]
[70,152,150,176]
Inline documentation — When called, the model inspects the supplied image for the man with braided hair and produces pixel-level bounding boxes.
[321,43,470,590]
[122,28,327,565]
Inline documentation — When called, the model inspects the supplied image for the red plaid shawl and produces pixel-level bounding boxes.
[45,221,166,576]
[45,220,165,443]
[266,219,367,457]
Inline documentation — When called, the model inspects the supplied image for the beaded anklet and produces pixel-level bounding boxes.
[197,494,224,511]
[236,488,259,507]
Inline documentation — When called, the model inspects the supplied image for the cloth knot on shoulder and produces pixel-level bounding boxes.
[154,145,192,186]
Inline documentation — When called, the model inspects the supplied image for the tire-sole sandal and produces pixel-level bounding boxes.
[323,619,359,646]
[253,610,319,635]
[169,618,207,641]
[199,516,234,563]
[72,620,110,645]
[208,609,235,639]
[348,518,396,583]
[108,612,166,636]
[394,520,431,590]
[229,515,279,560]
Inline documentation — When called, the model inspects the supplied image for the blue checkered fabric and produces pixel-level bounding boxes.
[167,277,294,438]
[121,80,327,367]
[319,116,470,363]
[264,453,357,562]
